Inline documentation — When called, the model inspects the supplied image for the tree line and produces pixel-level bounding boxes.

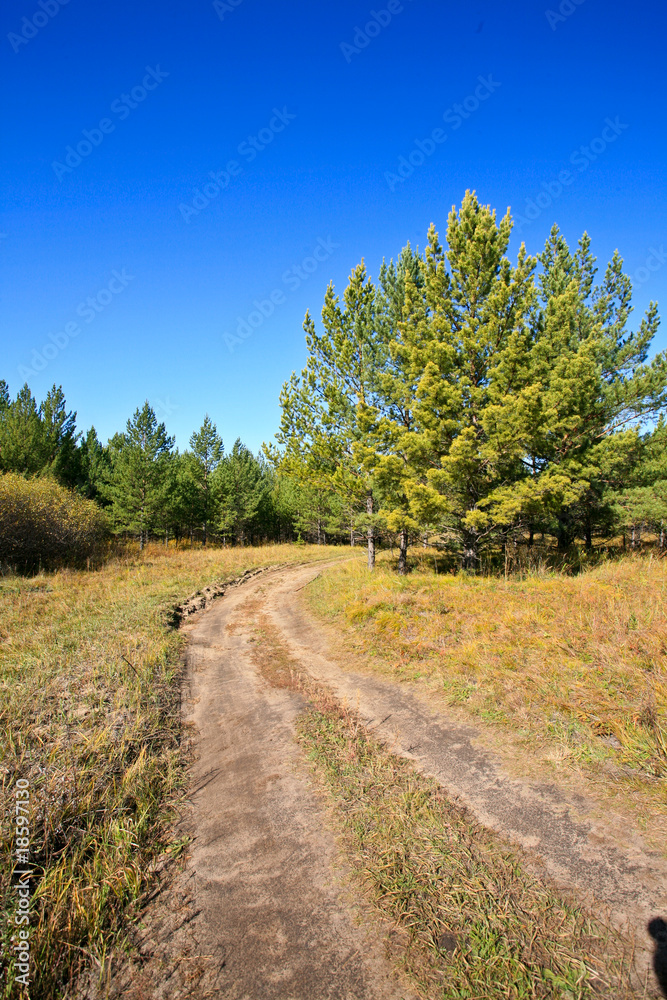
[0,384,299,548]
[0,380,377,550]
[272,191,667,571]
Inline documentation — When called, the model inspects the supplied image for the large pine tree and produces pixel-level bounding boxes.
[275,191,667,569]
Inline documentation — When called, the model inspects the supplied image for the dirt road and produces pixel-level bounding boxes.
[117,560,667,998]
[173,564,415,1000]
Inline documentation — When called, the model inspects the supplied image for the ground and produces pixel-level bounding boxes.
[84,559,667,1000]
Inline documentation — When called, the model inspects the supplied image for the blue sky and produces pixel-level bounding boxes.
[1,0,666,453]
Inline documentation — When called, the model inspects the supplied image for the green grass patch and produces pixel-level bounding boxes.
[297,706,641,999]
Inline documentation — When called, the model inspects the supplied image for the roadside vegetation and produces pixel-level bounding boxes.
[298,709,639,999]
[0,473,106,573]
[306,551,667,839]
[0,543,338,1000]
[245,608,642,999]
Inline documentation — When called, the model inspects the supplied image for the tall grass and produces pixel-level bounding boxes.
[0,543,339,999]
[306,553,667,830]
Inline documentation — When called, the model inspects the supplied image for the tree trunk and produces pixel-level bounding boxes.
[164,529,168,548]
[660,521,664,551]
[317,519,322,545]
[367,493,375,571]
[557,518,573,551]
[397,528,408,575]
[528,528,534,548]
[585,522,592,551]
[462,532,478,572]
[203,520,207,547]
[350,525,355,547]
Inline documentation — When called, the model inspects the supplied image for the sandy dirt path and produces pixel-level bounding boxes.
[107,560,667,998]
[172,564,415,1000]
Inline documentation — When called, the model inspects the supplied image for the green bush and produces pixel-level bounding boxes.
[0,473,107,572]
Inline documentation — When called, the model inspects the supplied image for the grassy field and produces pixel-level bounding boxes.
[305,553,667,839]
[0,543,338,1000]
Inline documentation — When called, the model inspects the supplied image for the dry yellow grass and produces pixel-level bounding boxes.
[306,553,667,829]
[0,542,338,1000]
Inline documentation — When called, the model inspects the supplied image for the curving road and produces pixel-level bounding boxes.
[121,560,667,998]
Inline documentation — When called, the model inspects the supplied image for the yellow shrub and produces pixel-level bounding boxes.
[0,473,107,571]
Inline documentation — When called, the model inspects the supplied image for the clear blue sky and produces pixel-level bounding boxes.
[2,0,666,453]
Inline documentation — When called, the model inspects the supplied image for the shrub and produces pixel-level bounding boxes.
[0,473,107,572]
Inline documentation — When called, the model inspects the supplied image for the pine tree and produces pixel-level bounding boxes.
[0,383,80,485]
[164,451,201,545]
[78,427,110,501]
[365,242,431,572]
[497,227,666,549]
[103,402,174,548]
[273,264,385,567]
[40,385,80,486]
[277,192,667,567]
[215,439,267,545]
[189,415,223,545]
[0,384,46,476]
[611,419,667,549]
